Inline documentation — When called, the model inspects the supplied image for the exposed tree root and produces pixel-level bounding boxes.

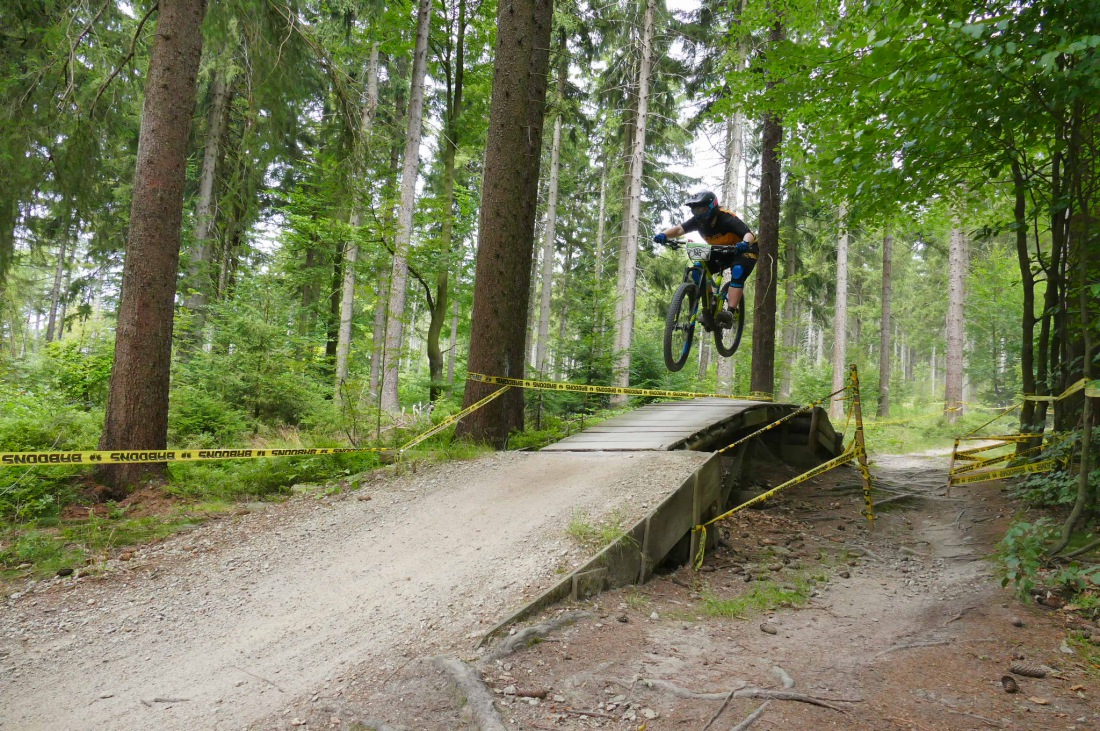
[432,656,506,731]
[481,611,591,662]
[728,701,770,731]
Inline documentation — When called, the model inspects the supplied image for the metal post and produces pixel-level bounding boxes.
[849,363,875,529]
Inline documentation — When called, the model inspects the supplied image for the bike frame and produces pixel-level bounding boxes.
[682,256,728,332]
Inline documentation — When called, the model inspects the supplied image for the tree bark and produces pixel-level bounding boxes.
[381,0,433,412]
[779,176,800,399]
[535,58,567,375]
[877,231,893,417]
[612,0,657,403]
[944,219,967,424]
[182,67,230,347]
[454,0,554,446]
[98,0,207,496]
[427,3,468,402]
[446,292,459,387]
[829,204,849,421]
[46,234,68,343]
[595,163,608,281]
[718,114,743,394]
[750,16,784,398]
[335,43,380,403]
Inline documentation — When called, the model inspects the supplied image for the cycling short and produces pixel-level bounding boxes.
[706,249,757,288]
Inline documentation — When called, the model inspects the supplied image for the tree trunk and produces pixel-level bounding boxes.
[778,176,800,399]
[718,114,743,394]
[944,220,967,424]
[750,16,784,398]
[829,204,849,421]
[427,3,468,402]
[446,292,459,386]
[97,0,207,496]
[46,234,68,343]
[381,0,433,412]
[877,231,893,417]
[182,67,230,347]
[335,43,380,403]
[611,0,656,403]
[454,0,554,446]
[535,60,567,375]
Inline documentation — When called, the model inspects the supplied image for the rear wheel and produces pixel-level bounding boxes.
[663,282,698,372]
[714,298,745,357]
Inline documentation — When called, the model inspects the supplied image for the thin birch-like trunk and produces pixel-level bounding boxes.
[46,234,68,342]
[829,204,849,421]
[381,0,433,412]
[335,44,380,403]
[182,67,230,343]
[877,232,893,417]
[446,293,459,386]
[612,0,656,402]
[944,221,966,423]
[535,64,566,374]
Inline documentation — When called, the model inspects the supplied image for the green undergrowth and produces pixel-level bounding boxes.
[701,573,819,618]
[566,510,630,552]
[858,407,1011,455]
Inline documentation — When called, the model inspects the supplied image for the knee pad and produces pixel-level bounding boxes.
[731,264,745,287]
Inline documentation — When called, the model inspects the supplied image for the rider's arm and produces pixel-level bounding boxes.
[661,224,686,238]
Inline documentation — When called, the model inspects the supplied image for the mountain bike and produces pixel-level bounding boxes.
[662,242,746,372]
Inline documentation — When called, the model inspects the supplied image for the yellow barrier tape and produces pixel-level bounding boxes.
[1088,381,1100,398]
[948,458,1059,486]
[950,442,1048,476]
[397,386,510,453]
[1024,378,1088,403]
[714,387,848,457]
[956,441,1018,458]
[692,444,858,570]
[864,412,941,427]
[467,372,773,402]
[0,384,513,469]
[958,433,1044,443]
[0,445,391,467]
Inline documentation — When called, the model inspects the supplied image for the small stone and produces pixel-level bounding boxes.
[839,571,851,579]
[56,568,74,577]
[617,614,629,623]
[552,695,565,702]
[502,685,517,695]
[358,495,372,502]
[650,612,659,620]
[1027,697,1049,705]
[760,624,778,635]
[641,708,658,719]
[1011,617,1025,627]
[118,552,134,562]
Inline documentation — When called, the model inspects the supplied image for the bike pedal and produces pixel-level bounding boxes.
[715,310,734,327]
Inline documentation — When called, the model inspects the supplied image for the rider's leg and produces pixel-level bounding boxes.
[727,263,746,309]
[727,285,744,310]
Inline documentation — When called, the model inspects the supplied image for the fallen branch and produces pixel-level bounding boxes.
[482,611,591,662]
[433,656,506,731]
[230,665,285,693]
[943,606,980,627]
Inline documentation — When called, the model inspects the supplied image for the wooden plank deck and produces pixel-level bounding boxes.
[541,398,780,452]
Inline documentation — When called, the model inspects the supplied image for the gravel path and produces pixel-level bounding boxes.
[0,450,709,731]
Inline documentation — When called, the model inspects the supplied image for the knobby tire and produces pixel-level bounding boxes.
[664,281,697,372]
[714,299,745,357]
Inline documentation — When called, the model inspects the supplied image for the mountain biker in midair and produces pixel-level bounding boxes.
[653,190,757,326]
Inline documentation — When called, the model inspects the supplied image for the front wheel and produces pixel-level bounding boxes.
[714,298,745,357]
[664,282,698,372]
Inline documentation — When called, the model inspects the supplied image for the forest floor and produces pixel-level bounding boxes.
[2,447,1099,731]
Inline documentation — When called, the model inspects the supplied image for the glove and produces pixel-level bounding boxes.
[733,241,750,254]
[653,232,668,245]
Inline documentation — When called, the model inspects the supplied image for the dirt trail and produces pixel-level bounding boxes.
[306,452,1100,731]
[0,451,708,731]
